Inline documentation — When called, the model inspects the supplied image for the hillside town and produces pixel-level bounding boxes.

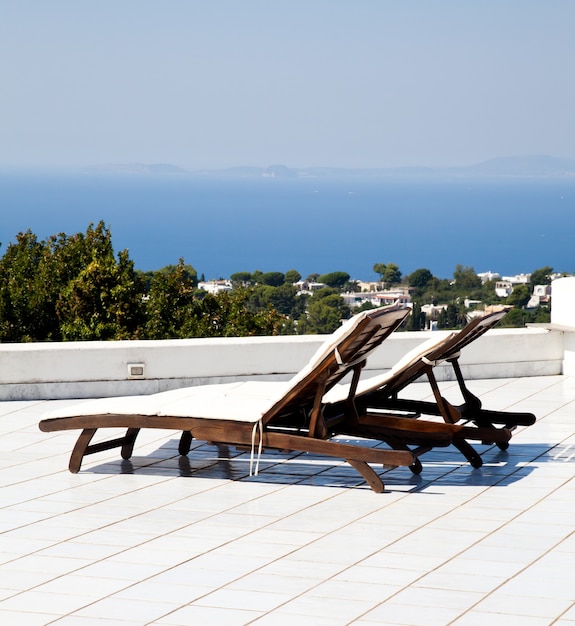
[198,267,563,331]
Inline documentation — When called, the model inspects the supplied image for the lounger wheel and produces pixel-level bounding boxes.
[409,458,423,474]
[496,441,509,451]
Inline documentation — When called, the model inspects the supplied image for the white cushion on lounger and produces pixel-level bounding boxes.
[43,307,400,423]
[42,381,292,423]
[42,309,381,423]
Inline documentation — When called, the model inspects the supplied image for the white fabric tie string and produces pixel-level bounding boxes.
[422,350,460,367]
[250,419,263,476]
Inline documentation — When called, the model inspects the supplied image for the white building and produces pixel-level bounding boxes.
[495,281,513,298]
[294,281,326,295]
[477,271,500,283]
[501,273,531,284]
[527,284,552,308]
[198,280,232,294]
[341,289,411,309]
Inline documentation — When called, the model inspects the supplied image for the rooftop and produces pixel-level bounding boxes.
[1,373,575,625]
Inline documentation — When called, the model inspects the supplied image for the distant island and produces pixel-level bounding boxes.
[80,155,575,180]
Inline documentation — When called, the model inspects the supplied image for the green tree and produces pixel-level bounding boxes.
[187,289,285,337]
[383,263,401,287]
[57,248,145,341]
[453,265,482,292]
[407,268,433,290]
[284,269,301,284]
[230,271,252,285]
[145,259,196,339]
[497,307,528,328]
[406,302,426,331]
[0,230,47,341]
[251,270,264,284]
[373,262,387,281]
[437,303,467,329]
[0,221,145,342]
[345,280,361,293]
[261,271,285,287]
[303,293,350,334]
[155,263,197,286]
[507,284,531,308]
[530,266,553,287]
[267,283,303,317]
[374,262,401,287]
[355,301,376,312]
[317,271,350,289]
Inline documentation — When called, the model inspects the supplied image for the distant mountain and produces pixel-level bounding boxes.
[79,155,575,180]
[193,156,575,180]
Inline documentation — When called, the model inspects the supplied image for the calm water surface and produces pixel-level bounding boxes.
[1,173,573,280]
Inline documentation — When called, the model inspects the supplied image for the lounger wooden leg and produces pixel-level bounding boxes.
[453,439,483,468]
[179,431,193,455]
[121,428,140,460]
[346,459,385,493]
[69,428,97,473]
[384,439,423,475]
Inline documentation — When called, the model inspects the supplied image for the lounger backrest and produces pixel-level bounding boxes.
[434,308,509,360]
[261,304,410,423]
[325,309,508,404]
[325,331,457,403]
[350,308,510,401]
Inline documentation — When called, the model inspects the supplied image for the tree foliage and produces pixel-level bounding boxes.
[453,265,482,292]
[507,284,531,308]
[301,292,350,334]
[374,262,401,286]
[405,301,426,331]
[261,271,285,287]
[145,259,196,339]
[0,224,286,342]
[317,271,350,289]
[230,271,252,285]
[437,303,467,329]
[0,223,557,339]
[284,269,301,284]
[407,268,433,289]
[530,266,553,286]
[0,222,146,341]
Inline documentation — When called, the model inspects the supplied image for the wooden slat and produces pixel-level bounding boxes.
[190,425,415,467]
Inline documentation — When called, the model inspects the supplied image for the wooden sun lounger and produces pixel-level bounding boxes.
[40,304,441,493]
[326,309,536,470]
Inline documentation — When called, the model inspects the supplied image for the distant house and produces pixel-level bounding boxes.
[495,274,531,298]
[355,280,386,292]
[501,273,531,285]
[198,280,232,294]
[341,288,411,309]
[477,271,500,283]
[495,281,514,298]
[527,284,551,308]
[294,281,326,295]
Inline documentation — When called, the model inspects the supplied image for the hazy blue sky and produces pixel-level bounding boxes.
[1,1,574,170]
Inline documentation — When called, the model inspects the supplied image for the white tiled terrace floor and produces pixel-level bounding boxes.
[1,374,575,626]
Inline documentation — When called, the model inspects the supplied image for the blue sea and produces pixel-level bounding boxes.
[1,172,574,281]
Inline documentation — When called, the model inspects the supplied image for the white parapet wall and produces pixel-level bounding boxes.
[0,326,563,401]
[551,276,575,375]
